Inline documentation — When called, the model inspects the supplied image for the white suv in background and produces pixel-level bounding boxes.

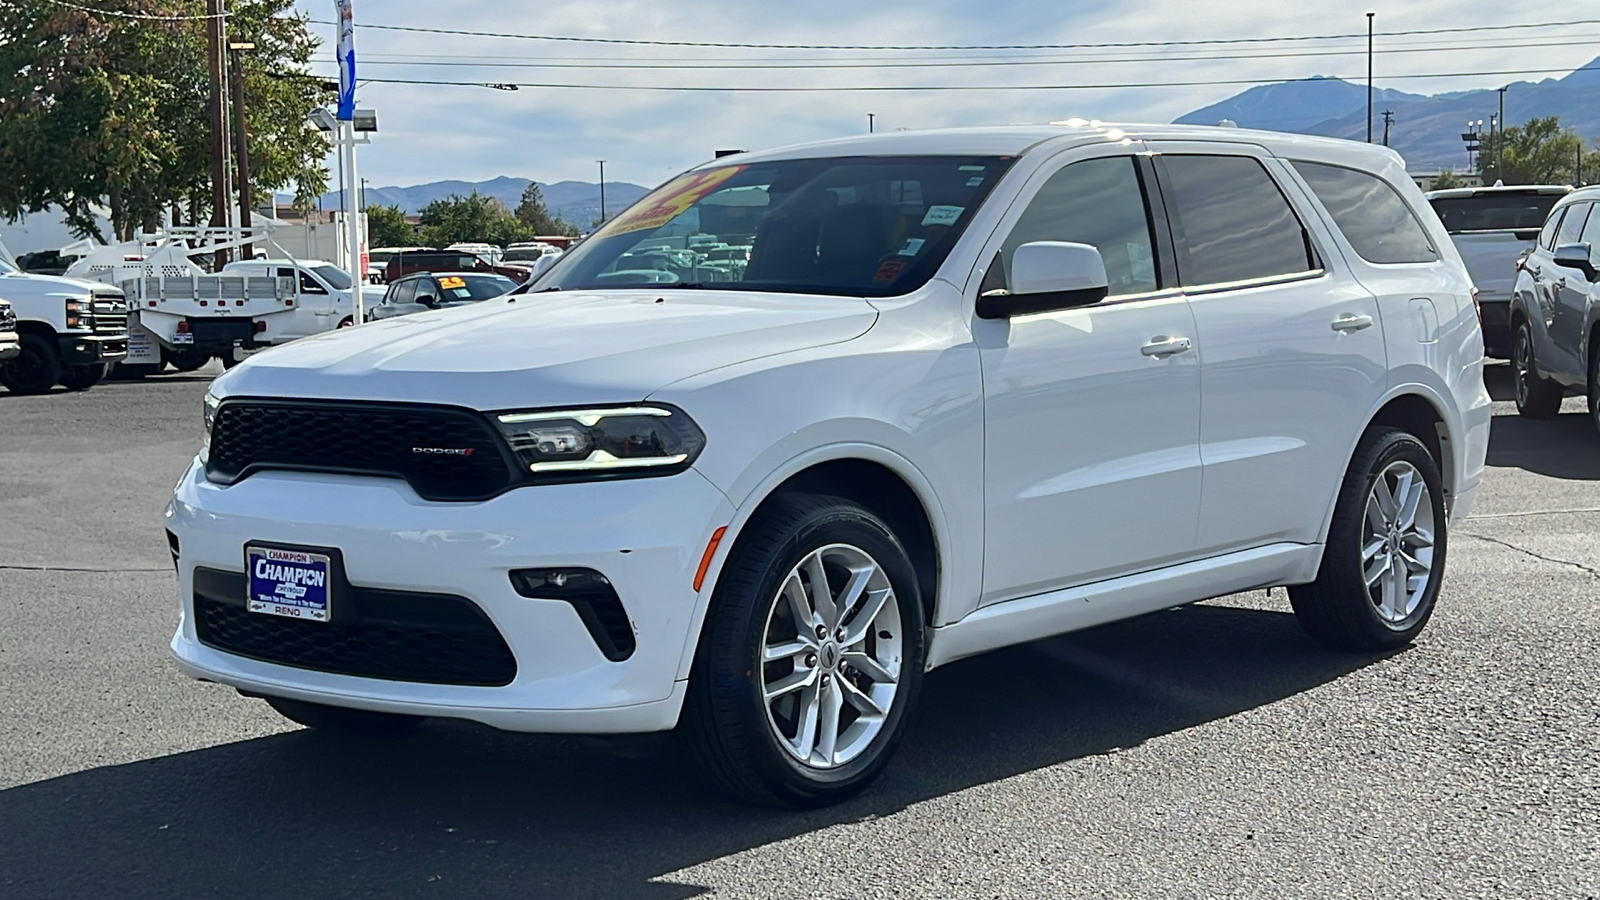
[168,124,1490,806]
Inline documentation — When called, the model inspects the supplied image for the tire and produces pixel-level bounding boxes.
[220,349,242,370]
[1290,428,1448,651]
[337,317,354,329]
[1512,319,1563,418]
[1588,344,1600,438]
[57,363,108,391]
[683,494,926,807]
[0,333,63,395]
[162,348,209,373]
[263,696,425,736]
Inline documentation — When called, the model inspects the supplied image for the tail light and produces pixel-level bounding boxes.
[176,321,190,334]
[255,320,267,333]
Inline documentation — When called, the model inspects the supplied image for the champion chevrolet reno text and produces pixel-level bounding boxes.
[166,122,1490,806]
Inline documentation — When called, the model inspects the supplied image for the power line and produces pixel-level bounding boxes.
[311,36,1600,71]
[28,0,227,20]
[304,16,1600,52]
[317,62,1599,93]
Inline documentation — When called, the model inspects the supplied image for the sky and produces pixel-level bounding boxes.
[291,0,1600,191]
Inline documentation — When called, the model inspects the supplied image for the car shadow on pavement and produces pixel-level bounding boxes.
[1485,415,1600,481]
[0,602,1386,899]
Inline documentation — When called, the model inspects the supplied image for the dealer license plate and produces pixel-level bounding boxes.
[246,545,332,622]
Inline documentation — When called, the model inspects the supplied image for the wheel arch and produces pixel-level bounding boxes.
[674,444,949,682]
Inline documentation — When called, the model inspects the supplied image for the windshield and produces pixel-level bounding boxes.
[308,263,354,290]
[368,250,395,264]
[439,274,517,301]
[1429,193,1562,233]
[539,155,1014,296]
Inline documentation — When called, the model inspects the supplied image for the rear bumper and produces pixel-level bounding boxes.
[57,332,128,365]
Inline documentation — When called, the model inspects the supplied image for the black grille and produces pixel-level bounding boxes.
[193,568,517,686]
[208,399,516,501]
[0,303,14,331]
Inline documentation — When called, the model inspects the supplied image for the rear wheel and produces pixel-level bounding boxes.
[57,363,108,391]
[684,494,925,807]
[162,347,210,372]
[0,333,63,394]
[263,696,425,736]
[1513,319,1563,418]
[1587,343,1600,437]
[1290,428,1447,650]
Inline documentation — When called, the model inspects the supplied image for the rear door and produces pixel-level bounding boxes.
[1147,144,1388,554]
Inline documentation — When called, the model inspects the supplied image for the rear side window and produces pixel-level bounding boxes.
[1291,161,1437,264]
[1539,208,1566,251]
[1161,155,1318,287]
[998,155,1160,297]
[391,279,417,304]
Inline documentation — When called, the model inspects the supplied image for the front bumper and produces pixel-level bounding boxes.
[0,331,18,362]
[166,461,734,733]
[57,332,128,365]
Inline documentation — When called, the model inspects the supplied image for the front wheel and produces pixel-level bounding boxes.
[58,363,109,391]
[1290,428,1447,650]
[0,333,63,394]
[1513,320,1563,418]
[683,494,925,807]
[264,696,425,736]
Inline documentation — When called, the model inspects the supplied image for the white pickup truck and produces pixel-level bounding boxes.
[64,229,383,373]
[0,251,128,394]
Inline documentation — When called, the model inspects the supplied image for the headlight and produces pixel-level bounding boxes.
[200,392,220,463]
[64,298,84,330]
[493,405,705,479]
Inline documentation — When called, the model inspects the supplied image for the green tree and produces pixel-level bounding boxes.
[416,191,532,248]
[0,0,327,240]
[513,182,578,236]
[1479,116,1600,186]
[1429,170,1466,191]
[364,204,413,248]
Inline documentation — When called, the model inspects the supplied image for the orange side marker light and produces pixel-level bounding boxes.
[694,526,728,592]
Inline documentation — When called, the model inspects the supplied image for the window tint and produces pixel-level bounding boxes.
[1540,207,1567,251]
[414,278,441,304]
[297,272,327,294]
[1580,205,1600,261]
[392,279,417,304]
[1292,161,1437,264]
[1161,155,1318,286]
[1556,202,1591,247]
[999,156,1158,296]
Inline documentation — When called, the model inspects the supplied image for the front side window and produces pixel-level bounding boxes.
[1291,161,1438,264]
[996,155,1159,297]
[1161,154,1318,287]
[439,274,516,301]
[1556,202,1591,247]
[391,279,417,305]
[540,155,1015,297]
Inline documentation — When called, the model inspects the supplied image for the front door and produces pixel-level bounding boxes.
[1148,146,1389,553]
[1550,201,1595,383]
[975,151,1202,606]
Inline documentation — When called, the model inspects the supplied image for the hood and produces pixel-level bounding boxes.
[0,270,115,297]
[215,289,878,409]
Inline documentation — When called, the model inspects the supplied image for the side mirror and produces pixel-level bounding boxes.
[1553,242,1599,283]
[976,242,1110,319]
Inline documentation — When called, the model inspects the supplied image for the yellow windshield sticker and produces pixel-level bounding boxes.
[438,276,466,289]
[604,166,747,236]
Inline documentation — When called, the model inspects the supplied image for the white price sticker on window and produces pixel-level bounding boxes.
[921,205,964,227]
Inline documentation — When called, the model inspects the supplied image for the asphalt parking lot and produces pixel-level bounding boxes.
[1,362,1597,900]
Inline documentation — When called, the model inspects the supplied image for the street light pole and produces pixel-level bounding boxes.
[597,160,607,224]
[1366,12,1375,144]
[1497,86,1507,179]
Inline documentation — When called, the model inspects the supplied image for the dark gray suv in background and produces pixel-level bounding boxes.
[1510,185,1600,430]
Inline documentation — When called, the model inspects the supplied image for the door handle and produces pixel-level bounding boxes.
[1141,335,1192,358]
[1331,313,1374,332]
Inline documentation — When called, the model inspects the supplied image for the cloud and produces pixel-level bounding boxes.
[298,0,1600,188]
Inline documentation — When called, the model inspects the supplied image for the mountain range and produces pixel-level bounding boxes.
[1176,56,1600,171]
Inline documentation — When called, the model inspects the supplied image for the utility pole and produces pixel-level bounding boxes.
[228,41,256,261]
[1381,109,1394,147]
[1366,12,1375,143]
[205,0,228,270]
[1497,86,1507,179]
[597,160,607,224]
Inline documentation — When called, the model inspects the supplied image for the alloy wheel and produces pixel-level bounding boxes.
[1513,328,1531,407]
[1362,460,1436,626]
[759,543,903,769]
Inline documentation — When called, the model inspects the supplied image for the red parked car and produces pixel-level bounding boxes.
[383,250,535,284]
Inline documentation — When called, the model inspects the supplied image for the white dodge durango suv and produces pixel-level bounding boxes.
[168,123,1491,806]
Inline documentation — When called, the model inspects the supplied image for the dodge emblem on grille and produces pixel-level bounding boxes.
[413,447,475,456]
